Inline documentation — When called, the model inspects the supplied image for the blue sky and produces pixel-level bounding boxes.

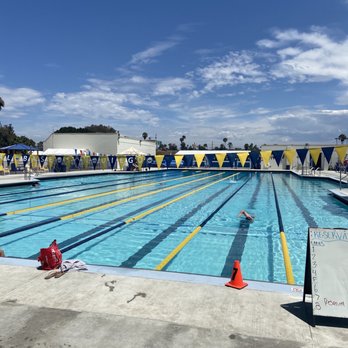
[1,0,348,147]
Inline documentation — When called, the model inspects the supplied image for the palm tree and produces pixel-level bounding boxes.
[0,97,4,110]
[228,142,233,149]
[338,133,347,144]
[179,135,187,150]
[142,132,148,140]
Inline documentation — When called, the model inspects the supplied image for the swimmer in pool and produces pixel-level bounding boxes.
[238,210,254,222]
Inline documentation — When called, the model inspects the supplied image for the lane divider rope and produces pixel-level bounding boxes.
[1,171,208,217]
[270,173,295,285]
[60,173,236,253]
[0,172,223,238]
[155,174,251,271]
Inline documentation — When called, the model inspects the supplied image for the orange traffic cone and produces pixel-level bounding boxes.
[225,260,248,290]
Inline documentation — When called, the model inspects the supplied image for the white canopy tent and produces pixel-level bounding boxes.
[43,148,88,156]
[119,147,147,155]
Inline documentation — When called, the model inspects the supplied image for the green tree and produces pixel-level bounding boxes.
[168,143,178,151]
[244,143,260,152]
[55,124,116,133]
[142,132,148,140]
[0,124,17,147]
[179,135,187,150]
[36,141,44,151]
[228,142,233,149]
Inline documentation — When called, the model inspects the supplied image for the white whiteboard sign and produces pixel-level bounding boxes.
[309,228,348,318]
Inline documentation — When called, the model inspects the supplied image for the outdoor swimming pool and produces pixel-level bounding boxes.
[0,170,347,285]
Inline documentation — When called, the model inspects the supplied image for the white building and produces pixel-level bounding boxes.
[43,132,156,156]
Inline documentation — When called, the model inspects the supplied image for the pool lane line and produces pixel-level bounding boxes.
[0,172,224,238]
[280,177,318,228]
[0,170,182,199]
[61,172,223,220]
[0,171,179,205]
[220,173,263,277]
[119,179,234,268]
[28,182,200,259]
[270,174,295,285]
[58,173,236,254]
[0,171,209,217]
[155,175,252,271]
[0,175,167,205]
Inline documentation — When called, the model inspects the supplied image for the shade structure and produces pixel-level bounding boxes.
[0,143,37,151]
[119,146,147,155]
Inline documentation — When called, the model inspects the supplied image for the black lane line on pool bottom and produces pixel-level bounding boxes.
[220,173,262,277]
[119,183,231,268]
[0,172,217,238]
[0,170,182,199]
[27,188,189,259]
[270,173,285,233]
[27,176,218,258]
[280,176,318,228]
[71,174,250,262]
[161,175,252,271]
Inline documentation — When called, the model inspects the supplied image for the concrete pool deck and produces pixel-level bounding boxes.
[0,259,347,348]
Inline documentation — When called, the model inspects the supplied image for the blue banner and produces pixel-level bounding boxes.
[39,155,47,167]
[206,154,218,167]
[296,149,308,165]
[6,154,13,167]
[164,155,175,168]
[90,156,99,170]
[183,154,194,167]
[108,155,117,170]
[145,156,155,168]
[249,152,260,169]
[55,156,63,165]
[272,150,284,166]
[22,154,30,167]
[226,153,237,167]
[126,156,136,171]
[322,147,334,164]
[73,155,81,168]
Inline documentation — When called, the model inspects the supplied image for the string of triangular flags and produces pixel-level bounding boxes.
[0,145,347,171]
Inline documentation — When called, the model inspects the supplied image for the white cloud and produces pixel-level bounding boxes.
[46,88,159,126]
[0,86,45,113]
[195,51,267,94]
[0,86,45,119]
[130,40,179,66]
[256,39,279,49]
[153,78,193,96]
[319,109,348,115]
[260,28,348,84]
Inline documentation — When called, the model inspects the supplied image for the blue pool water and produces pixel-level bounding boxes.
[0,170,347,285]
